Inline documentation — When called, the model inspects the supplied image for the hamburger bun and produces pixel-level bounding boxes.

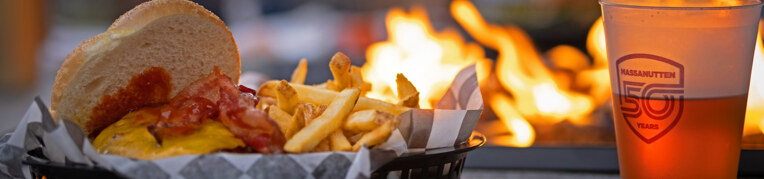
[51,0,241,136]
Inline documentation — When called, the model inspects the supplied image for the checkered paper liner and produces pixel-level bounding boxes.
[0,65,482,179]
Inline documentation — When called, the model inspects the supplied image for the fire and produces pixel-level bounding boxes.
[744,20,764,137]
[362,7,485,109]
[639,0,743,7]
[580,17,611,108]
[490,93,535,147]
[451,0,611,146]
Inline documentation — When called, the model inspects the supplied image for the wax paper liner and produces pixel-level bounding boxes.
[0,64,482,179]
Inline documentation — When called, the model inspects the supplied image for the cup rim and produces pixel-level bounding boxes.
[599,0,763,10]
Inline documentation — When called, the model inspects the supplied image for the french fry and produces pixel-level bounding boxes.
[351,116,399,151]
[325,80,337,91]
[259,81,409,115]
[344,110,394,132]
[313,139,331,152]
[329,52,351,91]
[277,80,299,114]
[285,103,327,140]
[284,89,360,153]
[397,92,420,108]
[255,96,276,111]
[267,106,292,135]
[259,51,420,153]
[329,130,352,151]
[285,106,305,140]
[297,84,408,115]
[360,83,372,96]
[349,66,372,95]
[290,58,308,84]
[301,103,327,125]
[257,81,279,98]
[349,66,363,88]
[395,73,418,98]
[395,73,419,108]
[313,81,329,89]
[353,95,408,115]
[348,132,364,144]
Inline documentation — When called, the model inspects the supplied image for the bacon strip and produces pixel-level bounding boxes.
[152,67,284,154]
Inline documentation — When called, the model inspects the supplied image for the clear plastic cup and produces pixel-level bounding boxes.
[600,0,763,178]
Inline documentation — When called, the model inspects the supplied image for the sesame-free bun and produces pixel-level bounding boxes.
[51,0,241,136]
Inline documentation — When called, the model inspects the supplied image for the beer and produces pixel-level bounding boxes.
[613,94,747,178]
[601,0,762,178]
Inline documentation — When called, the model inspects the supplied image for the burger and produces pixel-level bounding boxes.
[50,0,285,160]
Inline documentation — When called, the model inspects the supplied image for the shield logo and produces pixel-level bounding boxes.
[615,54,685,144]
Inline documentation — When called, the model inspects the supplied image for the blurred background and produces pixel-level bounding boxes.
[2,0,764,177]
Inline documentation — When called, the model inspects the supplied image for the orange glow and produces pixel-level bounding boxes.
[362,7,485,109]
[587,17,607,69]
[489,93,535,147]
[578,18,612,111]
[452,0,607,134]
[744,20,764,136]
[450,0,618,146]
[716,0,744,6]
[618,0,745,7]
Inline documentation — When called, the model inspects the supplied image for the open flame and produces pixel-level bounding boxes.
[361,6,486,109]
[744,20,764,137]
[451,0,610,146]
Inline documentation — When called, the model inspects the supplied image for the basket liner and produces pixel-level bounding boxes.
[0,65,482,179]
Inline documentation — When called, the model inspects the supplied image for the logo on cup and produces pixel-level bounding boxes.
[616,54,684,144]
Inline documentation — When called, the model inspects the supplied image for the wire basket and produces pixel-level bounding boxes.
[25,132,485,179]
[371,132,486,179]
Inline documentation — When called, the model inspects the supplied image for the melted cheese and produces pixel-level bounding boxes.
[93,108,245,160]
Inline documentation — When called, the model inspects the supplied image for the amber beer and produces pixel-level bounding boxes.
[601,0,762,178]
[613,95,748,178]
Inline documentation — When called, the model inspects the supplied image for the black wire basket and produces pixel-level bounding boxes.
[24,132,485,179]
[24,160,123,179]
[371,132,486,179]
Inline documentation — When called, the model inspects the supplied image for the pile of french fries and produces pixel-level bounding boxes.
[257,52,421,153]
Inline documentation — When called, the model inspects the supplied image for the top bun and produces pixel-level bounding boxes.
[51,0,241,136]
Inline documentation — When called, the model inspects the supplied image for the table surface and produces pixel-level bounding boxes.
[462,169,619,179]
[462,169,764,179]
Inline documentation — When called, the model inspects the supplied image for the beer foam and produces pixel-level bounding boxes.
[602,1,761,29]
[602,0,761,8]
[603,4,761,98]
